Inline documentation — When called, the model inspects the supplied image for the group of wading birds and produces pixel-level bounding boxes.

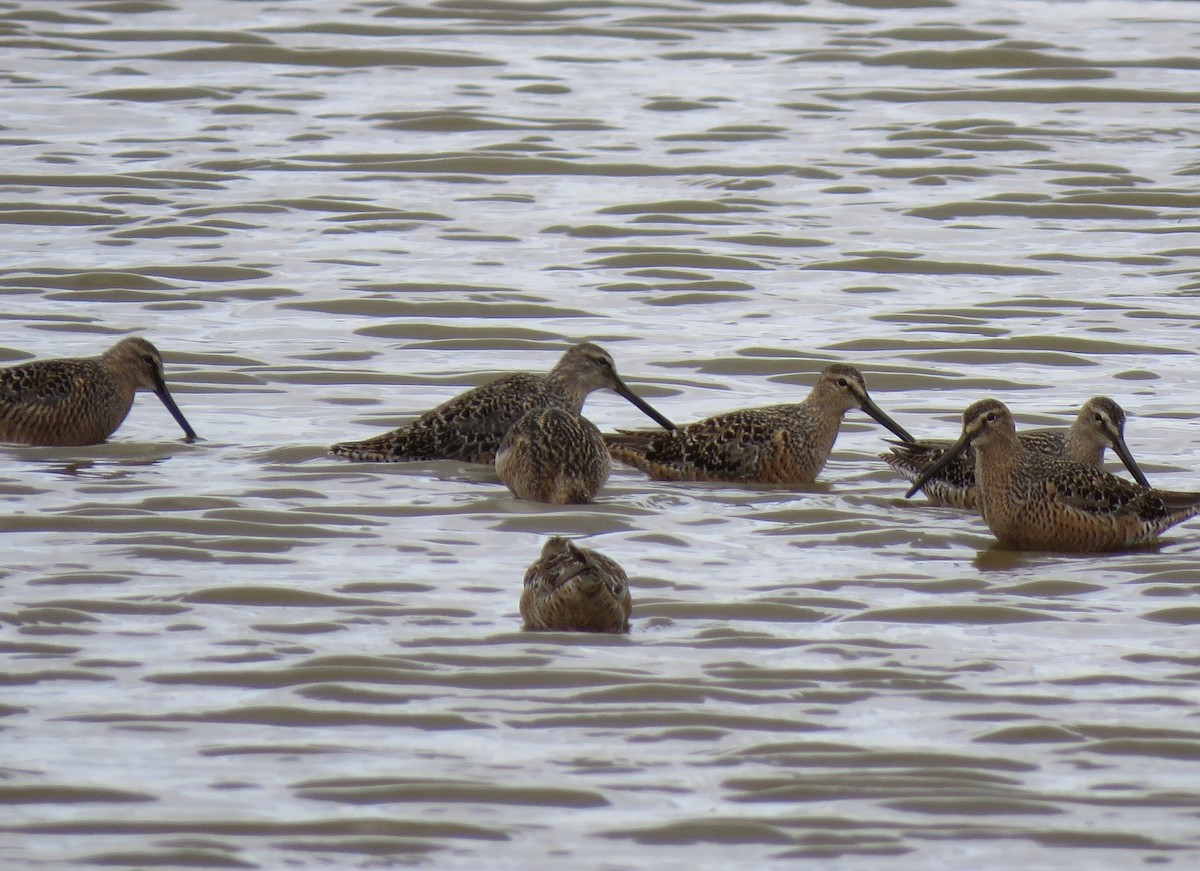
[3,336,1198,635]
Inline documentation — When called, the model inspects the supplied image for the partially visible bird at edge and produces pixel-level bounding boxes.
[905,398,1200,552]
[0,336,197,447]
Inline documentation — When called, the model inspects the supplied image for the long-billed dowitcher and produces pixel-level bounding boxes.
[520,537,631,633]
[906,398,1200,551]
[496,408,610,504]
[329,342,674,463]
[0,337,197,446]
[884,395,1149,509]
[604,363,914,485]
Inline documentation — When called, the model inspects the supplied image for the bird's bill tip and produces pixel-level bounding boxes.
[861,398,915,443]
[615,382,675,431]
[1113,437,1150,488]
[902,432,974,499]
[156,387,198,441]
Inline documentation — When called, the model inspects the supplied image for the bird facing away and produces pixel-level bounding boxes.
[883,395,1149,510]
[520,536,631,633]
[604,363,914,485]
[905,398,1200,552]
[329,342,674,463]
[0,337,197,447]
[496,407,611,504]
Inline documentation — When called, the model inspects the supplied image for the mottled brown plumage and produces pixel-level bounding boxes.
[906,398,1200,552]
[0,337,197,446]
[605,363,913,485]
[884,396,1149,509]
[329,343,673,463]
[520,537,631,633]
[496,407,610,504]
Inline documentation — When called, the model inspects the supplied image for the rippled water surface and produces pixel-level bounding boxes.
[4,0,1200,867]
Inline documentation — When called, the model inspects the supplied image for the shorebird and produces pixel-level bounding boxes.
[605,363,913,485]
[329,342,673,463]
[884,396,1149,509]
[520,537,631,633]
[496,408,610,504]
[0,337,197,446]
[905,398,1200,551]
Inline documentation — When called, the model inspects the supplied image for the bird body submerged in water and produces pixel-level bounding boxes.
[883,395,1149,509]
[0,337,197,446]
[605,363,913,485]
[330,343,673,464]
[495,407,610,504]
[906,398,1200,552]
[520,537,631,633]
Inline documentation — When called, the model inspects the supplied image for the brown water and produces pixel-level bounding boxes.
[4,0,1200,868]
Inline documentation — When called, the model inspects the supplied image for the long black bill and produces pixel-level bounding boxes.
[153,378,198,441]
[1109,430,1150,488]
[612,379,675,431]
[859,393,916,444]
[905,431,974,499]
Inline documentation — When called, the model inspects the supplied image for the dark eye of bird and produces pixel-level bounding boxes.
[140,354,156,367]
[985,412,996,422]
[837,378,848,388]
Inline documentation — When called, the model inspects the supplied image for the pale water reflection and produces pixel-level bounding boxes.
[3,0,1200,868]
